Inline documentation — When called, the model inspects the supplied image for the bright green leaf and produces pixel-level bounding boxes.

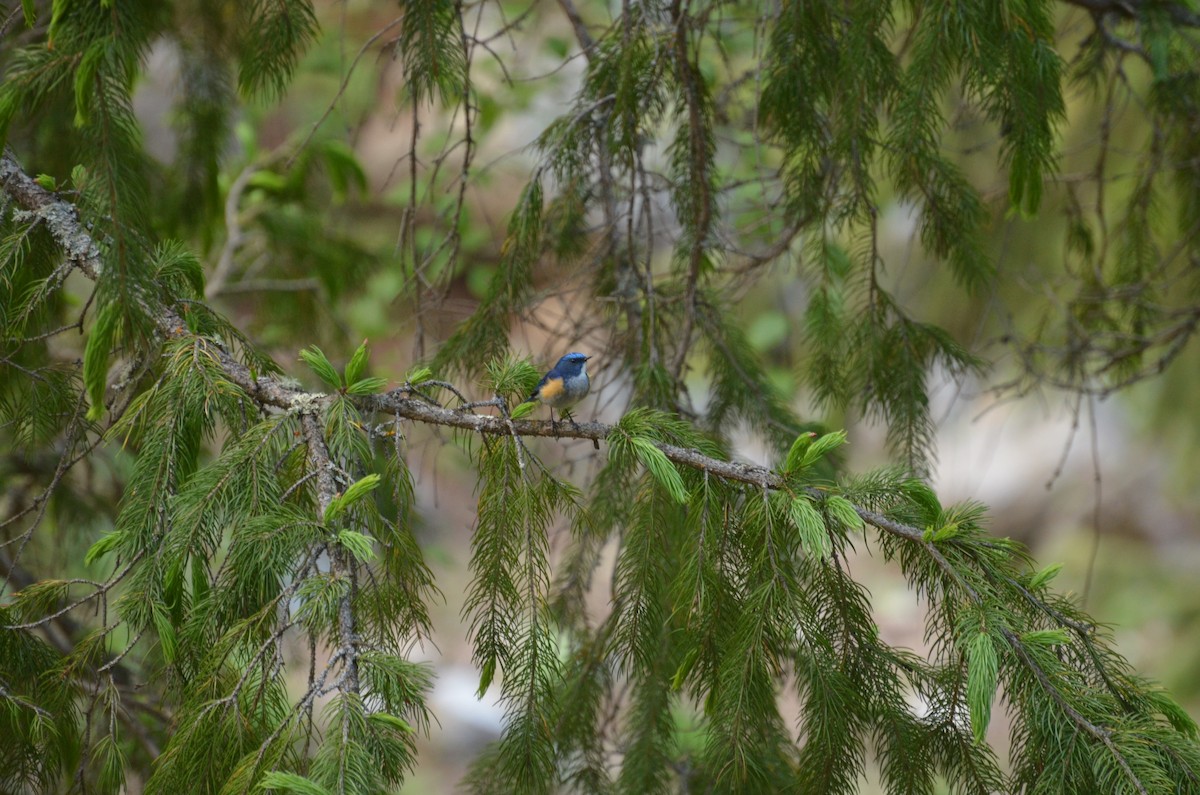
[1021,629,1068,646]
[83,303,121,421]
[967,631,999,744]
[630,436,688,503]
[345,376,388,396]
[477,657,496,698]
[84,531,124,566]
[345,339,369,385]
[367,712,415,733]
[824,495,863,530]
[246,170,289,193]
[931,521,961,542]
[510,401,536,419]
[405,366,433,384]
[300,346,341,390]
[324,473,381,522]
[783,431,817,474]
[337,530,377,562]
[339,473,380,507]
[789,497,830,559]
[73,40,107,127]
[1028,562,1063,590]
[800,429,848,469]
[258,771,333,795]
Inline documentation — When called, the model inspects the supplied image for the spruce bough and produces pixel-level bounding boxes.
[4,0,1200,792]
[3,151,1198,793]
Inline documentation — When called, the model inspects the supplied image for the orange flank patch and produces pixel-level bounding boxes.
[537,377,565,401]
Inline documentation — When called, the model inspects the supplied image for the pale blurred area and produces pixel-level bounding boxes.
[125,1,1200,790]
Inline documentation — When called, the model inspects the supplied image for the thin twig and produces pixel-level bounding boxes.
[206,164,259,299]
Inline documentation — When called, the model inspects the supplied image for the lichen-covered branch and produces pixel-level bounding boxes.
[300,411,360,696]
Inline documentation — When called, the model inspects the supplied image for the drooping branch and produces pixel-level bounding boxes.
[668,0,715,382]
[0,151,1107,578]
[0,153,1170,787]
[0,151,1044,564]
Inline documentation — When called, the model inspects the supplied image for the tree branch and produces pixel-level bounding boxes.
[0,152,1044,561]
[1,158,100,280]
[0,152,1168,785]
[669,0,713,383]
[555,0,595,54]
[206,163,258,299]
[300,411,360,696]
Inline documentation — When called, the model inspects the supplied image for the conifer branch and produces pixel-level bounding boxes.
[2,151,1190,788]
[1001,624,1149,793]
[669,0,713,382]
[0,151,1034,554]
[1,386,92,592]
[3,552,146,631]
[555,0,594,53]
[0,551,137,692]
[0,153,102,280]
[300,411,360,696]
[898,523,1149,789]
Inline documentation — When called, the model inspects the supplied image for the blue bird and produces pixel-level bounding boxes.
[526,352,591,428]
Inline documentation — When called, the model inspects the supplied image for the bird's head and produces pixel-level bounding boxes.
[556,352,591,373]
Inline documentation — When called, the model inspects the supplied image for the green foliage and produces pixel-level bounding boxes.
[237,1,319,101]
[82,301,122,420]
[300,345,342,390]
[785,429,848,476]
[344,340,370,386]
[258,771,332,795]
[461,431,578,791]
[627,437,688,504]
[393,0,466,106]
[433,179,546,375]
[483,356,541,406]
[788,495,831,560]
[325,474,382,523]
[698,297,803,456]
[966,630,1000,744]
[3,0,1200,793]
